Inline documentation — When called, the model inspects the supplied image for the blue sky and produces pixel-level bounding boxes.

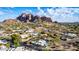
[0,7,79,22]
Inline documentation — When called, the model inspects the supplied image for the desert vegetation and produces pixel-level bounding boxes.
[0,13,79,51]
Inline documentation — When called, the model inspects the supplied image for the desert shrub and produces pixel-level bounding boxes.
[11,34,21,47]
[5,43,10,48]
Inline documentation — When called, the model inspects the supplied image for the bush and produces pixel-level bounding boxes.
[5,43,10,48]
[0,36,11,40]
[53,34,61,46]
[11,34,21,47]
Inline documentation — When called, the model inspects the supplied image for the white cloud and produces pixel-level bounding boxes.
[36,7,50,18]
[22,9,32,14]
[46,7,79,22]
[35,7,45,16]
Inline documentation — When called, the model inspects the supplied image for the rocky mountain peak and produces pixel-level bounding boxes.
[17,13,52,22]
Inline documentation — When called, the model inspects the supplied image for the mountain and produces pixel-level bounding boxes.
[16,13,52,22]
[3,19,18,25]
[40,16,52,22]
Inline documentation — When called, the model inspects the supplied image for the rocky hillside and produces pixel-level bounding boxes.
[0,13,79,51]
[3,19,18,25]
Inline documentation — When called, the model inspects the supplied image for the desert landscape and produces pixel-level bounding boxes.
[0,7,79,51]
